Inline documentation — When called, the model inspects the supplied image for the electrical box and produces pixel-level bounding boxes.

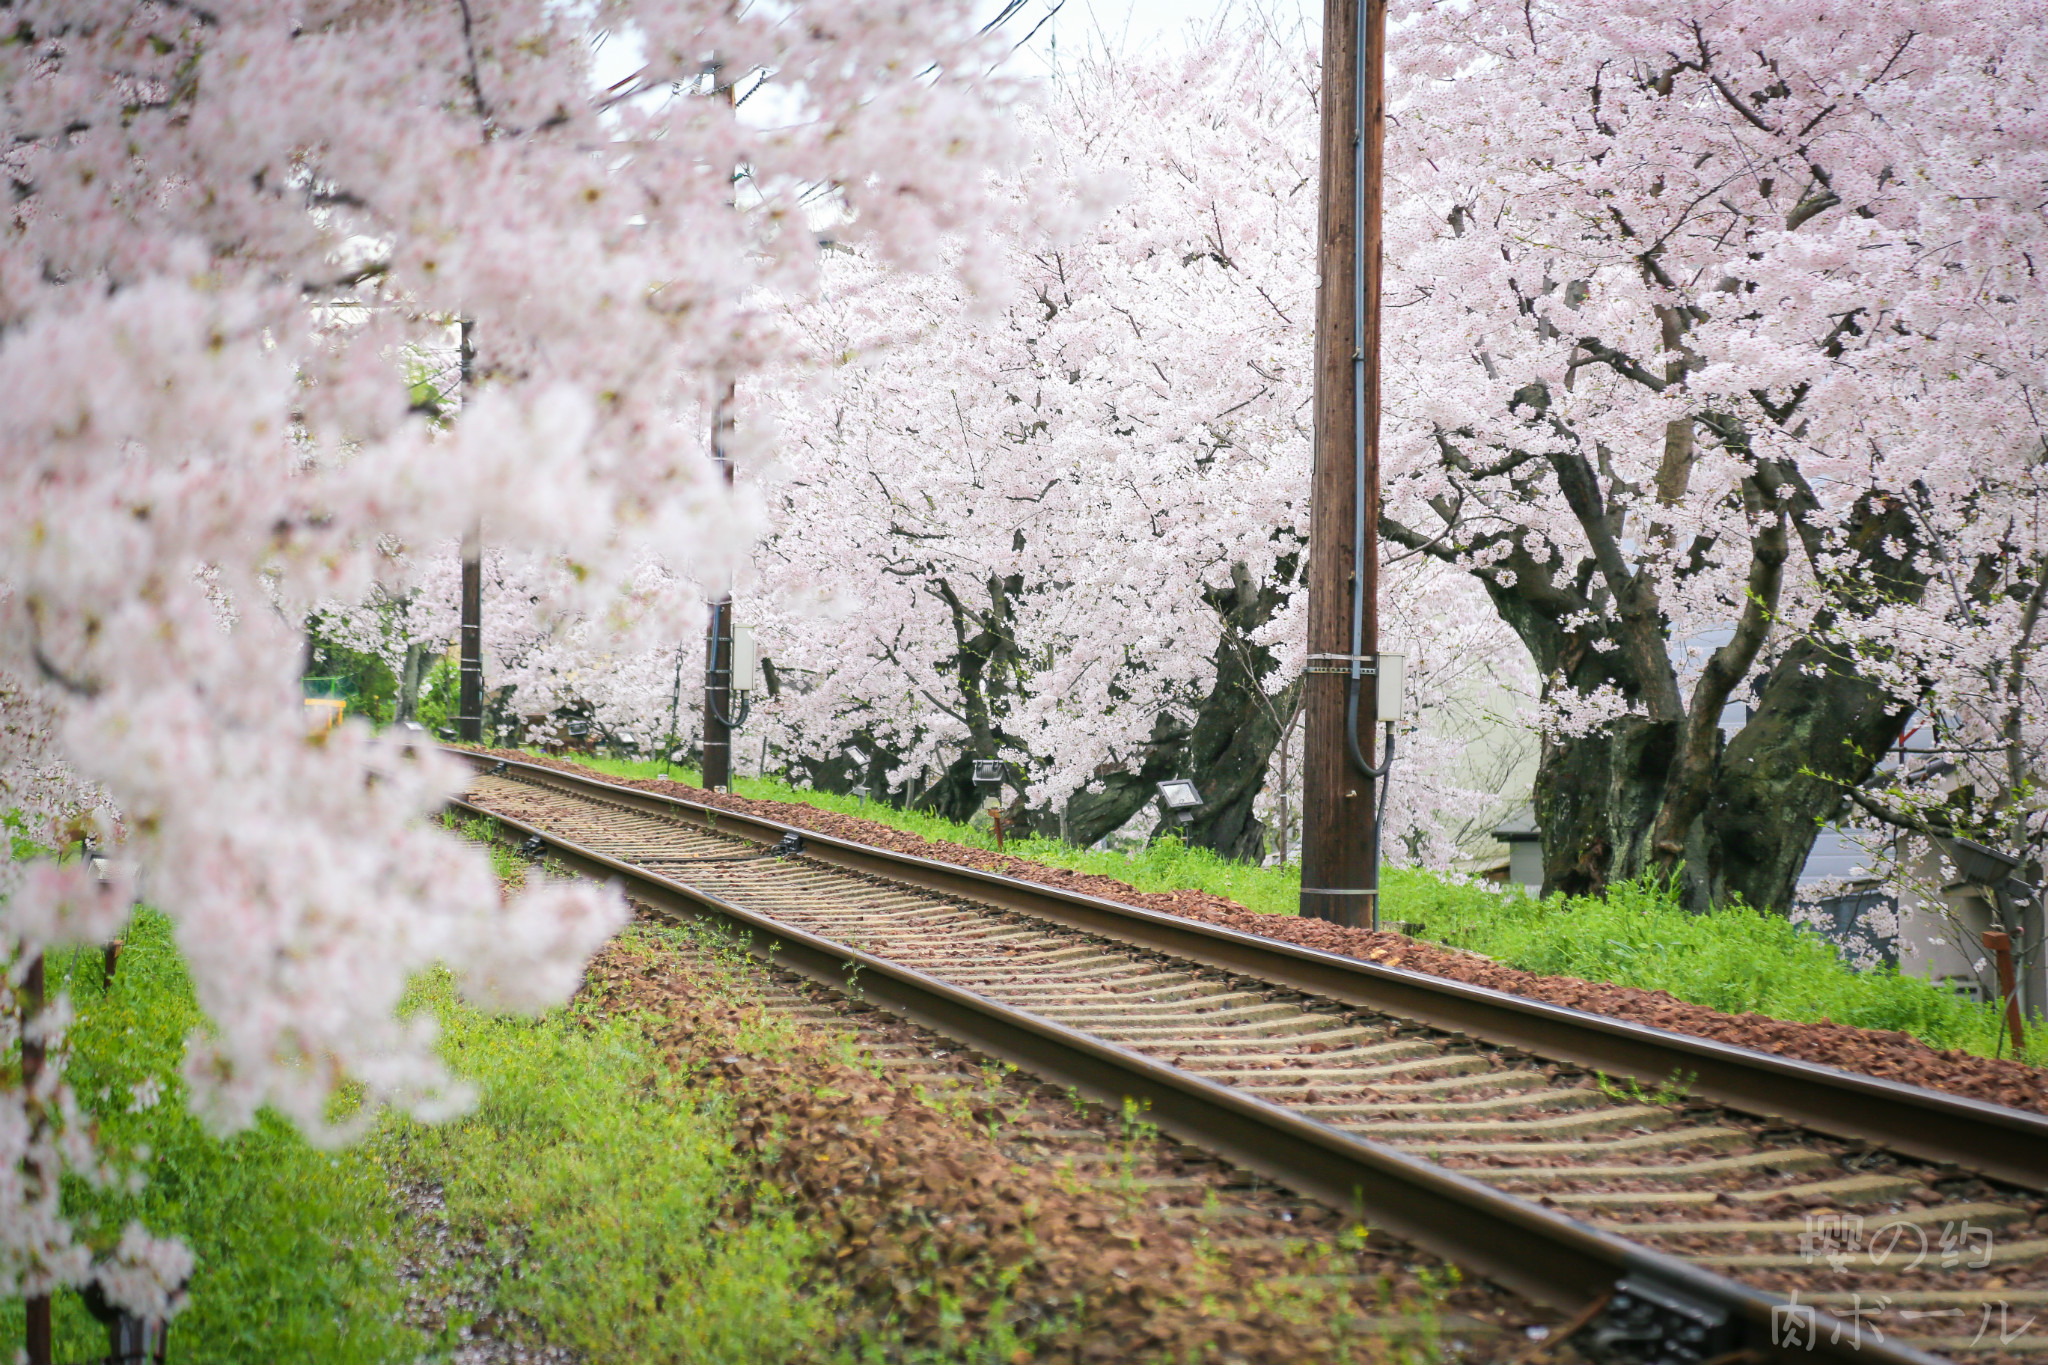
[730,625,759,693]
[1376,652,1406,721]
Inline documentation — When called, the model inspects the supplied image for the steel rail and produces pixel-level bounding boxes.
[450,791,1940,1365]
[453,751,2048,1192]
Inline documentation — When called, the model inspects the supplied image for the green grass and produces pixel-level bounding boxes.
[376,954,832,1363]
[550,749,2045,1067]
[556,750,1304,914]
[1387,871,2047,1064]
[1,834,855,1364]
[0,910,419,1364]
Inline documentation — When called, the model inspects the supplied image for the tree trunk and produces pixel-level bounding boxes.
[1531,715,1677,898]
[910,754,984,824]
[1701,637,1911,912]
[396,642,428,723]
[1397,452,1927,914]
[1058,563,1300,858]
[1061,714,1192,847]
[871,560,1301,860]
[1527,632,1912,912]
[1179,667,1300,862]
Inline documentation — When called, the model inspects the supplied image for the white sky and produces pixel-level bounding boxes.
[588,3,1320,130]
[986,0,1318,78]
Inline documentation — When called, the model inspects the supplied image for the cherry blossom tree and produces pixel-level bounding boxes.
[748,21,1524,863]
[1,0,1032,1324]
[1380,0,2048,912]
[1826,525,2048,969]
[317,542,703,744]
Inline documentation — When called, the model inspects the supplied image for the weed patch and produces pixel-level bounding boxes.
[0,910,418,1364]
[1389,874,2045,1064]
[583,920,1451,1365]
[547,751,1303,914]
[376,952,831,1363]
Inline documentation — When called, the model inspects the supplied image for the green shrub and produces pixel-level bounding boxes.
[303,628,400,725]
[415,656,460,735]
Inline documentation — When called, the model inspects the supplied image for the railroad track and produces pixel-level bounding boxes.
[650,924,1552,1354]
[452,754,2048,1365]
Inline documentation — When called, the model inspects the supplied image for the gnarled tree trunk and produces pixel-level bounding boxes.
[1060,563,1299,859]
[1437,477,1924,914]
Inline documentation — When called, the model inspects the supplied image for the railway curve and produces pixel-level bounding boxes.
[451,752,2048,1365]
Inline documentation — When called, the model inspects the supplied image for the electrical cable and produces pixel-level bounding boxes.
[704,602,753,730]
[1368,723,1395,929]
[1347,0,1395,930]
[1346,0,1371,783]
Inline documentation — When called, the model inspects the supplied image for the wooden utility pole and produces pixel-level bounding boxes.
[701,389,737,789]
[457,542,482,742]
[456,319,484,745]
[1299,0,1386,927]
[701,60,740,790]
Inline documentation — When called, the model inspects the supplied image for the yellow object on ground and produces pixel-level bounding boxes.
[304,697,347,734]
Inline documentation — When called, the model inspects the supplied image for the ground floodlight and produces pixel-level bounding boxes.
[1157,779,1203,825]
[843,745,868,766]
[972,759,1004,784]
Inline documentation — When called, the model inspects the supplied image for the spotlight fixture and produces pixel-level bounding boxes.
[1156,779,1204,825]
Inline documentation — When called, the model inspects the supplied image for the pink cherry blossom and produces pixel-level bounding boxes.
[2,0,1036,1315]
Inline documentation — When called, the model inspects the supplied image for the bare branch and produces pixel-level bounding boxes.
[1845,786,1959,842]
[453,0,492,125]
[1572,336,1669,392]
[1708,73,1779,136]
[32,646,98,699]
[1380,511,1462,566]
[2002,553,2048,797]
